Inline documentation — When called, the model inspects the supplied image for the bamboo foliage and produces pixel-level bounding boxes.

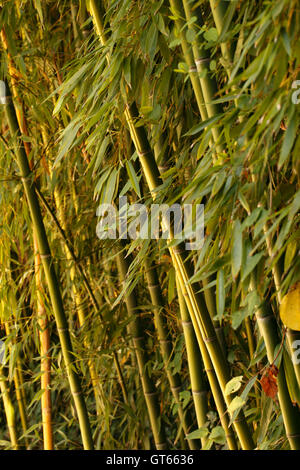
[0,0,299,451]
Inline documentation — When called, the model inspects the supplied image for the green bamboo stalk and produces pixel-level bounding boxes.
[4,323,28,448]
[0,366,18,450]
[14,364,28,443]
[202,277,227,358]
[171,0,229,358]
[175,276,208,445]
[123,103,239,449]
[3,80,94,450]
[47,153,103,417]
[169,0,221,146]
[180,0,223,124]
[150,121,228,447]
[144,259,200,450]
[88,0,254,449]
[34,244,54,450]
[208,0,234,74]
[116,248,167,450]
[263,225,300,389]
[176,274,238,449]
[124,101,253,449]
[253,276,300,450]
[35,175,128,406]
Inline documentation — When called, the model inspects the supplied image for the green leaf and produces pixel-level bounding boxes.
[204,28,218,42]
[228,396,245,415]
[241,252,264,282]
[279,112,297,168]
[231,220,243,278]
[184,114,222,136]
[230,374,258,424]
[33,0,44,26]
[186,28,196,43]
[126,161,141,198]
[225,376,243,396]
[168,267,176,304]
[54,120,81,166]
[186,427,209,440]
[94,136,110,173]
[216,269,225,320]
[209,426,226,445]
[179,390,191,409]
[281,29,291,57]
[232,308,248,330]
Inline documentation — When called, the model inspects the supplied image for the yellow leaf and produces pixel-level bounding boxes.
[280,282,300,330]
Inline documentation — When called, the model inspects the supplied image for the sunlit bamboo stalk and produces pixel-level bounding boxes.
[116,248,167,450]
[252,274,300,450]
[88,1,253,449]
[3,79,94,450]
[144,259,200,450]
[0,366,19,449]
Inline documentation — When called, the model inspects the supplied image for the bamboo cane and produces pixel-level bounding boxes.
[116,248,167,450]
[144,259,200,449]
[175,275,208,445]
[34,242,53,450]
[173,0,222,126]
[252,275,300,450]
[3,80,94,450]
[176,274,237,449]
[208,0,234,74]
[0,366,18,449]
[88,1,254,449]
[263,225,300,389]
[124,101,253,449]
[1,27,54,449]
[3,321,29,448]
[41,128,103,417]
[150,124,227,446]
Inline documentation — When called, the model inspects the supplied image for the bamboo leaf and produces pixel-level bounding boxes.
[225,376,243,396]
[216,269,225,320]
[231,220,243,279]
[125,161,141,198]
[279,111,297,168]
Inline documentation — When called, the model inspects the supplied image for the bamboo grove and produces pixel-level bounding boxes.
[0,0,299,450]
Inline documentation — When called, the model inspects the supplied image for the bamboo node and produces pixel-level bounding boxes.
[0,95,12,104]
[133,336,144,341]
[196,58,211,65]
[57,327,69,332]
[156,442,167,449]
[233,416,244,423]
[40,254,51,259]
[158,165,169,172]
[204,335,217,343]
[192,390,207,396]
[172,247,184,255]
[21,174,32,183]
[144,391,158,397]
[159,338,171,344]
[137,150,151,158]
